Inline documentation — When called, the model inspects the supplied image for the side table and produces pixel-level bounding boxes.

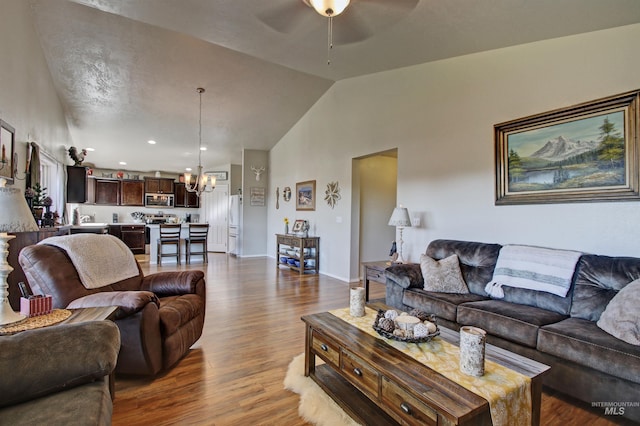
[362,261,390,301]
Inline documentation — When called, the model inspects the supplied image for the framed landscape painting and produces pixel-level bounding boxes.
[0,120,15,183]
[296,180,316,211]
[495,90,640,205]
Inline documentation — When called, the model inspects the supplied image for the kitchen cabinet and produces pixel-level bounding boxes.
[66,166,88,203]
[90,178,120,205]
[174,182,199,208]
[108,224,146,254]
[144,177,174,194]
[120,180,144,206]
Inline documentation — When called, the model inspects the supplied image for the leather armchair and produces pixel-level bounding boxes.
[19,238,206,376]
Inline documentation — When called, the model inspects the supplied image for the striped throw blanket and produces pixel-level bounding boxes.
[485,245,582,298]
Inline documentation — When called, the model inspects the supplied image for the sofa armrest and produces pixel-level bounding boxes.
[385,263,423,289]
[67,291,159,318]
[141,270,205,297]
[0,321,120,407]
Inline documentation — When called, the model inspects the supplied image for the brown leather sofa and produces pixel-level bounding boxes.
[19,238,206,376]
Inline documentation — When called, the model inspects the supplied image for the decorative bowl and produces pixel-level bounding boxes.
[280,256,288,264]
[287,258,296,265]
[372,309,440,344]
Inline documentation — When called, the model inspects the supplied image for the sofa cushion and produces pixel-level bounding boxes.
[538,317,640,384]
[420,254,469,294]
[457,300,568,348]
[159,294,205,336]
[570,254,640,321]
[402,289,487,321]
[426,239,501,296]
[597,278,640,345]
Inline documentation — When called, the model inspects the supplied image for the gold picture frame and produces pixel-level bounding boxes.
[296,180,316,211]
[495,89,640,205]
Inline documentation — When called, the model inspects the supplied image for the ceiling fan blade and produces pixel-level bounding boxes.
[361,0,419,12]
[332,8,373,45]
[257,2,313,34]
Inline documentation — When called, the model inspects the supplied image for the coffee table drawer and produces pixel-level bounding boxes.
[311,331,339,368]
[341,350,379,399]
[381,376,437,426]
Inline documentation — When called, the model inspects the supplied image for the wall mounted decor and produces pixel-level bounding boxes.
[250,187,265,206]
[283,186,291,202]
[251,166,265,181]
[209,171,228,181]
[296,180,316,211]
[276,187,279,209]
[0,120,15,183]
[495,89,640,205]
[324,181,341,208]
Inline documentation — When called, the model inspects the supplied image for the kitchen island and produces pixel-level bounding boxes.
[147,223,208,264]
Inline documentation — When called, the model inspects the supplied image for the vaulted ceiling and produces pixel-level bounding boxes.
[29,0,640,173]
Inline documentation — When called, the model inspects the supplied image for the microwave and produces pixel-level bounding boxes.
[145,193,174,208]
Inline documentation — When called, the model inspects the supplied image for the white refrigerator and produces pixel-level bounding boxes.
[228,195,241,255]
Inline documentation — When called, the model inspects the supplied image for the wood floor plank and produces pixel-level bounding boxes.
[111,254,633,425]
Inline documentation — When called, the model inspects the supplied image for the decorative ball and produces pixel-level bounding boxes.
[409,309,430,321]
[398,311,408,316]
[413,323,431,338]
[384,310,399,320]
[393,328,406,338]
[423,321,437,334]
[378,318,395,333]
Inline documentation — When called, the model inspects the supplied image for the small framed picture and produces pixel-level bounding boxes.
[296,180,316,211]
[250,187,265,206]
[209,171,228,181]
[292,219,306,232]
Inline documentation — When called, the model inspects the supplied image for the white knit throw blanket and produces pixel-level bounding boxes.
[485,244,582,298]
[40,234,139,289]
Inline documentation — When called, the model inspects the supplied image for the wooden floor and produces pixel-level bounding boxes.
[112,254,635,426]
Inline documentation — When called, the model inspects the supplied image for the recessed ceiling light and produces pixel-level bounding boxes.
[185,167,193,172]
[148,140,156,145]
[200,147,207,151]
[119,161,127,165]
[85,147,95,152]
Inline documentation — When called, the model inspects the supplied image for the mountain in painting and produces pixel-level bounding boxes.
[529,136,599,162]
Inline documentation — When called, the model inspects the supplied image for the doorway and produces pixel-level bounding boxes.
[351,149,398,279]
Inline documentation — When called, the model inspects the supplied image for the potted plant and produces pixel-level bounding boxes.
[30,183,47,220]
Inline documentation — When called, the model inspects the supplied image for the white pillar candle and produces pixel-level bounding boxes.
[459,326,486,377]
[349,287,365,317]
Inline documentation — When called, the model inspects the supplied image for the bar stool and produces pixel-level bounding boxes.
[185,223,209,264]
[157,223,182,265]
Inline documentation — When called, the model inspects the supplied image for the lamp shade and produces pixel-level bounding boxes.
[0,186,39,233]
[388,207,411,228]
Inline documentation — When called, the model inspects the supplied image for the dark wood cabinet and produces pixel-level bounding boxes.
[144,177,174,194]
[66,166,87,203]
[108,224,146,254]
[174,182,199,208]
[120,180,144,206]
[93,178,120,205]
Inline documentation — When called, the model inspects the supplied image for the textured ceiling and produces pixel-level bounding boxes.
[29,0,640,173]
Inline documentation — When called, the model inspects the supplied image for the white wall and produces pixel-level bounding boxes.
[269,23,640,282]
[242,149,268,256]
[0,0,71,192]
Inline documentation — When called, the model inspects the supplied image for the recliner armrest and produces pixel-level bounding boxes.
[141,270,205,296]
[67,291,159,317]
[0,321,120,407]
[385,263,424,289]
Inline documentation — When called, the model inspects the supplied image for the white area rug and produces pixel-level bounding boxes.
[284,354,361,426]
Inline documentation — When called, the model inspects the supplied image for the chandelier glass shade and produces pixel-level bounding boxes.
[307,0,350,17]
[184,87,215,197]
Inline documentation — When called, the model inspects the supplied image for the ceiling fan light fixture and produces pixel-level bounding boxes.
[307,0,350,17]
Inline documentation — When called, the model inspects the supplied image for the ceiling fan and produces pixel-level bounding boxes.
[259,0,419,46]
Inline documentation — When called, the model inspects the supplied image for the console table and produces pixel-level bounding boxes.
[276,234,319,274]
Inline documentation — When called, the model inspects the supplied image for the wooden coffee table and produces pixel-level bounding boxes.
[302,306,549,426]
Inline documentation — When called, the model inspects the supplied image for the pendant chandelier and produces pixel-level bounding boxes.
[306,0,351,65]
[184,87,215,197]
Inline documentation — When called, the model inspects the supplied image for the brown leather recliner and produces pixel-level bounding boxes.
[18,235,206,376]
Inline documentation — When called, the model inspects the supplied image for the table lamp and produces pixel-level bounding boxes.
[0,178,39,325]
[388,206,412,263]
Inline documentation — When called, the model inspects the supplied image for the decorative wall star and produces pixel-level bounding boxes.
[324,181,341,209]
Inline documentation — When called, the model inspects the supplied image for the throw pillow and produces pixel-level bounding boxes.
[597,278,640,345]
[420,254,469,294]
